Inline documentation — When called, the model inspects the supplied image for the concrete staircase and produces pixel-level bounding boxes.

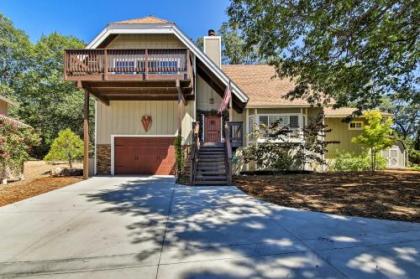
[194,144,228,185]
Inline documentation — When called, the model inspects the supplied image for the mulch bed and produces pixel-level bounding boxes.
[0,177,83,207]
[234,170,420,222]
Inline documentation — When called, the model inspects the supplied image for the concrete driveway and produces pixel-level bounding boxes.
[0,176,419,279]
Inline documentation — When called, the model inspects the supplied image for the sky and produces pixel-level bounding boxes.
[0,0,230,43]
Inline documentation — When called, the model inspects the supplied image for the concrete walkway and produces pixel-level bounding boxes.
[0,176,419,278]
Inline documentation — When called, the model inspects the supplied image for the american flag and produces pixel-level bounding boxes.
[218,81,232,114]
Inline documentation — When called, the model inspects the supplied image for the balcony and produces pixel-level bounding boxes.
[64,49,192,82]
[64,49,193,103]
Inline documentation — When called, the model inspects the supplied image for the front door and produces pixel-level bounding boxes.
[204,115,221,143]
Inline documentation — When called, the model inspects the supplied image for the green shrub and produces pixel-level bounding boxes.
[332,151,386,172]
[0,119,40,178]
[44,129,83,168]
[174,134,183,175]
[273,150,295,171]
[408,149,420,165]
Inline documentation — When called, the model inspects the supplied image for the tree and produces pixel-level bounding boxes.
[352,110,395,171]
[228,1,419,110]
[44,129,83,168]
[0,119,40,179]
[0,14,33,98]
[380,97,419,146]
[195,22,260,64]
[219,22,259,64]
[11,33,94,157]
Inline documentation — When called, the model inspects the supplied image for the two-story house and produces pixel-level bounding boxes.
[64,16,406,184]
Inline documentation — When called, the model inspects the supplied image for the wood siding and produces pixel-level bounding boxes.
[325,118,364,158]
[196,75,222,111]
[0,101,8,115]
[106,34,185,49]
[96,100,193,145]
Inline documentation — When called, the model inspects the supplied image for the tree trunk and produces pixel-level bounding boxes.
[68,154,73,169]
[371,148,375,172]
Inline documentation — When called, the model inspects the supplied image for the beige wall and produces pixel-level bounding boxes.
[325,117,364,158]
[96,100,194,145]
[0,101,7,115]
[203,36,221,67]
[106,34,185,49]
[196,75,222,111]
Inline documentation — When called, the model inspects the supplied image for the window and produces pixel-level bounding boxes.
[349,121,363,130]
[248,114,302,135]
[148,60,179,74]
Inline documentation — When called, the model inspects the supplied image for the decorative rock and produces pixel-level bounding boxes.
[51,167,83,177]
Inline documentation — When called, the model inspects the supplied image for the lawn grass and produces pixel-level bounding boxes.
[234,170,420,222]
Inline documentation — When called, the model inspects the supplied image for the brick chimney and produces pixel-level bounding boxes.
[203,29,221,68]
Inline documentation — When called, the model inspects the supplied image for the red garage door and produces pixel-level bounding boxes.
[114,137,176,175]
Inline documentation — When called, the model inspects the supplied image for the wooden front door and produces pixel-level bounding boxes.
[114,137,176,175]
[204,115,221,143]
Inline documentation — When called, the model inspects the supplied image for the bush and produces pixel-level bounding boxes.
[174,134,183,175]
[332,151,386,172]
[408,149,420,165]
[0,119,40,179]
[44,129,83,168]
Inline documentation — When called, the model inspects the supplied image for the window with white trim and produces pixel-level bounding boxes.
[349,121,363,130]
[248,114,302,134]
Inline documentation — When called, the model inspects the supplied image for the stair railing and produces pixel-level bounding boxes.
[224,123,233,185]
[190,121,200,184]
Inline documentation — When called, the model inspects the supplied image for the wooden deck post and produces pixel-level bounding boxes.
[176,79,185,137]
[83,90,90,179]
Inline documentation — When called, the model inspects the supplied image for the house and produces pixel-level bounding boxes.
[64,16,405,183]
[0,94,30,183]
[0,95,27,127]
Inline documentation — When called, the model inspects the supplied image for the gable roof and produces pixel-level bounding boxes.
[323,107,358,117]
[113,16,170,25]
[86,16,248,104]
[0,114,29,128]
[222,65,310,108]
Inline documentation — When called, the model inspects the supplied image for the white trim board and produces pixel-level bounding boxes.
[86,23,248,103]
[110,134,176,175]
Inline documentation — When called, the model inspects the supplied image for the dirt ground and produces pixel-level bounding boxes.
[0,176,83,207]
[0,161,84,207]
[234,170,420,222]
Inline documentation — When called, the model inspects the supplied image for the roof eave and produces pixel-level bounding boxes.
[85,24,249,104]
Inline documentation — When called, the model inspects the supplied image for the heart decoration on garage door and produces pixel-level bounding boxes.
[141,115,152,132]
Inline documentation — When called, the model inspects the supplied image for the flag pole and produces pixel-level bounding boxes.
[228,80,233,122]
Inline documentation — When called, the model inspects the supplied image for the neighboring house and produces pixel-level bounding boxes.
[0,95,29,183]
[64,16,405,183]
[0,95,26,127]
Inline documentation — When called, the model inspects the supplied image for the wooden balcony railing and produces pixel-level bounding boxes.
[64,49,191,81]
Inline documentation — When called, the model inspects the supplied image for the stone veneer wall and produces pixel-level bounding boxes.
[96,144,111,175]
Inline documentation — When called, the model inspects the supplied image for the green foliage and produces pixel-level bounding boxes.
[0,119,40,178]
[0,14,33,94]
[332,151,386,172]
[174,134,184,175]
[219,22,259,64]
[352,110,395,171]
[380,97,419,141]
[194,22,260,64]
[228,1,419,110]
[237,113,336,171]
[44,129,83,168]
[408,149,420,165]
[9,32,93,157]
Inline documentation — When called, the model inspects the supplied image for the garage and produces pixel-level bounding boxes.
[114,137,176,175]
